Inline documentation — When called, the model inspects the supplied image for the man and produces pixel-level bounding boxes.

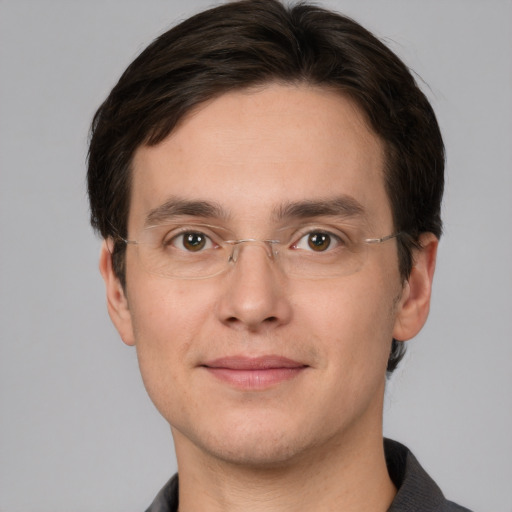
[87,1,472,510]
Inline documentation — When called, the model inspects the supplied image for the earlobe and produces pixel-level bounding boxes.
[99,240,136,346]
[392,233,438,342]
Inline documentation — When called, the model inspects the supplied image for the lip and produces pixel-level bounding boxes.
[201,356,308,390]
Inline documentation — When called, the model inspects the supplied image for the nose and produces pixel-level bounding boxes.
[216,242,293,332]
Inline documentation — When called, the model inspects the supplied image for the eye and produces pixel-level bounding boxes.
[167,231,215,252]
[292,231,343,252]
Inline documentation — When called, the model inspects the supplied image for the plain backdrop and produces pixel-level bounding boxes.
[1,1,511,511]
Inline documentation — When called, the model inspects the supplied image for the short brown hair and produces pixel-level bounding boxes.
[88,0,445,373]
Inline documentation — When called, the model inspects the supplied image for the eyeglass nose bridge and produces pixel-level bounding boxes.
[225,239,281,264]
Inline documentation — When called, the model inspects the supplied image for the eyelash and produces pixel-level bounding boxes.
[164,230,218,251]
[291,230,345,252]
[161,226,350,253]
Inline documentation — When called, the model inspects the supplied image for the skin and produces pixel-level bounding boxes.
[100,84,437,512]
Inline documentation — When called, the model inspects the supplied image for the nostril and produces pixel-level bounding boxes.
[224,315,278,327]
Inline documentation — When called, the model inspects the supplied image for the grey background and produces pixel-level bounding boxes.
[1,1,511,511]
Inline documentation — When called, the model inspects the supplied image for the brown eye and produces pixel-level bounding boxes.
[307,232,331,251]
[182,232,207,251]
[166,231,213,252]
[292,230,345,253]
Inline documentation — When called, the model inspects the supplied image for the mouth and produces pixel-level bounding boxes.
[201,355,309,390]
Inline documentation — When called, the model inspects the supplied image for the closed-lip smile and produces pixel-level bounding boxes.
[201,355,308,390]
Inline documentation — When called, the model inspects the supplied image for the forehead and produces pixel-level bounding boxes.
[130,84,391,232]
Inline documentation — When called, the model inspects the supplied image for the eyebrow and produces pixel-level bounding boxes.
[273,196,365,221]
[144,197,228,227]
[144,195,365,227]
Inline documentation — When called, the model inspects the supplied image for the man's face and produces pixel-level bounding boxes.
[106,84,415,466]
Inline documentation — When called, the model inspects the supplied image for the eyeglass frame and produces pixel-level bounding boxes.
[108,221,404,280]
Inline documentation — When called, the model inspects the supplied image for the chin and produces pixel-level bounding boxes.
[201,435,310,469]
[174,413,330,470]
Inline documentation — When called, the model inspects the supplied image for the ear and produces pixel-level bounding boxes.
[393,233,438,342]
[99,240,136,346]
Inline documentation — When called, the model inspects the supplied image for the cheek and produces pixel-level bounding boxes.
[126,278,215,413]
[127,272,215,337]
[297,273,399,373]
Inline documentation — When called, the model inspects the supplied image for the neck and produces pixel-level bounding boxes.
[173,426,395,512]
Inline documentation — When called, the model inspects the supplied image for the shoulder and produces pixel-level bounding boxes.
[144,474,179,512]
[442,502,474,512]
[385,439,474,512]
